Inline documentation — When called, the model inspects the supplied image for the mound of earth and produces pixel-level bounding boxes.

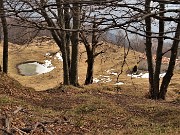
[0,72,35,99]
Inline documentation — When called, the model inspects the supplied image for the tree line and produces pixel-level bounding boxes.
[0,0,179,100]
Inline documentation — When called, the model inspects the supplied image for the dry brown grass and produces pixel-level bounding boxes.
[0,41,179,100]
[1,41,139,91]
[0,42,62,90]
[0,77,179,135]
[0,40,179,134]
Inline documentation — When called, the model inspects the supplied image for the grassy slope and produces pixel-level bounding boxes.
[0,40,179,134]
[1,41,141,91]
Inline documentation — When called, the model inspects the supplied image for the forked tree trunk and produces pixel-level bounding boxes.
[0,1,8,74]
[41,0,70,85]
[80,15,101,85]
[79,32,95,85]
[159,20,180,99]
[42,0,81,86]
[56,0,70,85]
[145,0,180,99]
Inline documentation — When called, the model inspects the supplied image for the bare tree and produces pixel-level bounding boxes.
[159,17,180,99]
[80,16,104,85]
[79,2,119,85]
[143,0,180,99]
[6,0,81,85]
[0,0,8,73]
[5,0,118,86]
[104,0,180,99]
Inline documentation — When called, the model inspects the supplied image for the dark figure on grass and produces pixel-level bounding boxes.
[132,65,138,74]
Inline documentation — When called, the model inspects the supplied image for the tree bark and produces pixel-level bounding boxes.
[64,4,71,74]
[70,2,80,86]
[159,18,180,99]
[145,0,155,99]
[0,1,9,74]
[61,34,70,85]
[80,15,101,85]
[85,57,94,85]
[79,32,95,85]
[56,0,70,85]
[41,0,70,85]
[0,26,2,43]
[153,3,164,98]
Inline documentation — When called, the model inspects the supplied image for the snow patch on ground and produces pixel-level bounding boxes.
[54,52,63,61]
[45,52,63,61]
[93,78,101,83]
[114,82,124,85]
[93,69,123,84]
[45,52,52,58]
[45,52,51,56]
[111,72,118,76]
[106,69,118,76]
[93,75,112,83]
[127,72,166,78]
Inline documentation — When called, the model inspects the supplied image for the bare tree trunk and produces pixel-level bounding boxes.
[80,15,102,85]
[64,4,71,74]
[70,2,80,86]
[61,33,70,85]
[41,0,70,85]
[0,26,2,43]
[85,20,98,85]
[0,1,8,74]
[79,32,95,85]
[145,0,155,99]
[85,55,94,85]
[144,1,179,100]
[56,0,70,85]
[154,3,164,98]
[159,18,180,99]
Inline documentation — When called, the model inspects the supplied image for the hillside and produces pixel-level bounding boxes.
[0,40,180,134]
[0,40,141,91]
[0,72,179,134]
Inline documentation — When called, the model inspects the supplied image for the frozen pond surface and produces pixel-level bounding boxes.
[17,60,55,76]
[17,52,63,76]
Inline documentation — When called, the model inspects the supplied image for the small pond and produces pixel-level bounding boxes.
[17,60,55,76]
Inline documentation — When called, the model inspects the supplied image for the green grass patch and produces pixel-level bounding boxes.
[0,95,12,104]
